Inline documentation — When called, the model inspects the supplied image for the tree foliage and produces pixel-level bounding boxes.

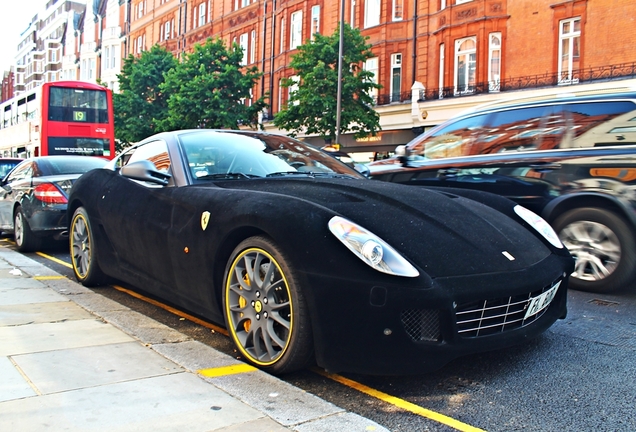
[159,38,267,131]
[273,23,382,144]
[113,45,176,149]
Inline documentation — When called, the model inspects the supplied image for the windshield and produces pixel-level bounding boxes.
[179,131,365,181]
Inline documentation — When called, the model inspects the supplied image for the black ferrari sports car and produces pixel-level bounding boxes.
[67,129,573,375]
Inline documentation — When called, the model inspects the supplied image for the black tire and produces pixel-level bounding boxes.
[70,206,109,287]
[14,206,40,252]
[553,207,636,293]
[223,236,314,374]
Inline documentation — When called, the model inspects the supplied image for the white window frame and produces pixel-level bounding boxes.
[199,3,206,27]
[439,43,445,99]
[364,0,381,28]
[558,17,581,84]
[239,33,248,65]
[311,5,320,40]
[488,33,501,92]
[364,57,379,103]
[165,21,171,40]
[392,0,403,21]
[390,53,402,102]
[280,18,286,53]
[290,11,303,50]
[250,30,256,64]
[289,75,300,105]
[454,37,476,95]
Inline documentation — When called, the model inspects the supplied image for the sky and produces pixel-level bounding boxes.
[0,0,47,72]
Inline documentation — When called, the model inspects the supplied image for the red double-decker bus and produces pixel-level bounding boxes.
[0,81,115,159]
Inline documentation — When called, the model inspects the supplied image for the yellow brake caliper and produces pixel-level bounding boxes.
[239,271,251,332]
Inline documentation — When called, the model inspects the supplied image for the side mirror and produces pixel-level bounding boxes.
[120,160,171,186]
[395,145,409,166]
[354,163,370,178]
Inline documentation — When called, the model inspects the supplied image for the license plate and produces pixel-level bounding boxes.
[524,280,561,319]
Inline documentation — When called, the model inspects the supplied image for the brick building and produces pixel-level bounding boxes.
[4,0,636,156]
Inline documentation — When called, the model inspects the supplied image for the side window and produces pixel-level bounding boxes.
[410,114,488,159]
[6,163,33,182]
[125,141,171,173]
[476,105,555,154]
[560,101,636,148]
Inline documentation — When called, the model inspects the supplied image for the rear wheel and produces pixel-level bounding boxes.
[14,207,40,252]
[223,236,314,374]
[70,207,109,286]
[554,207,636,293]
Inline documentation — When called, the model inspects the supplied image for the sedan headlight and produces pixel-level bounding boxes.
[328,216,419,277]
[514,205,563,249]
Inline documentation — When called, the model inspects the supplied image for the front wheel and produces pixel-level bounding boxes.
[70,206,109,286]
[14,206,40,252]
[223,236,314,375]
[553,207,636,293]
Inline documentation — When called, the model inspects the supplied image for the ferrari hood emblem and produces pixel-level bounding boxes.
[201,211,210,231]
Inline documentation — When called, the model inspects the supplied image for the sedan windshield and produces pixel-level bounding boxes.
[179,131,364,181]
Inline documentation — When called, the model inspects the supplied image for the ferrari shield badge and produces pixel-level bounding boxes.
[201,211,211,231]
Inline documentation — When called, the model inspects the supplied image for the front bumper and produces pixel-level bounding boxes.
[304,253,571,375]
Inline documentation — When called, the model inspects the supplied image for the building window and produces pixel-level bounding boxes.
[239,33,248,65]
[280,18,286,53]
[392,0,403,21]
[390,53,402,102]
[250,30,256,64]
[165,21,171,40]
[290,11,303,50]
[440,0,446,10]
[456,0,472,4]
[488,33,501,92]
[439,43,445,98]
[289,75,300,105]
[199,3,206,27]
[364,0,381,28]
[559,17,581,84]
[111,46,117,68]
[311,5,320,40]
[454,37,476,94]
[104,46,110,69]
[364,57,379,103]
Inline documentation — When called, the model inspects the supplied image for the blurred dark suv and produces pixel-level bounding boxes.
[369,90,636,294]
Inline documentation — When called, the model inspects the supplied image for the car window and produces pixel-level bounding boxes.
[0,160,21,178]
[6,162,33,183]
[124,140,171,173]
[559,101,636,148]
[40,157,107,175]
[407,114,489,159]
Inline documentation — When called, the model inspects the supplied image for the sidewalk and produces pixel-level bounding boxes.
[0,245,389,432]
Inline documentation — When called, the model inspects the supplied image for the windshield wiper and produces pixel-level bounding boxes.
[197,172,261,180]
[265,171,314,177]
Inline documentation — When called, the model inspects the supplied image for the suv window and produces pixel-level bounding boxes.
[560,101,636,148]
[409,114,489,159]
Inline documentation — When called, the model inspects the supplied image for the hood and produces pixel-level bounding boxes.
[217,177,553,278]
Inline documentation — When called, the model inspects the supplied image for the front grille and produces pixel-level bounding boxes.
[455,279,562,338]
[401,309,441,342]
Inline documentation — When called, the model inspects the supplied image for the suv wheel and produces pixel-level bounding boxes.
[554,207,636,293]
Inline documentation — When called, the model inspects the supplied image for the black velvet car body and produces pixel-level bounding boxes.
[67,129,573,375]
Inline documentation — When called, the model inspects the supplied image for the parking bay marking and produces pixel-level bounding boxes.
[36,250,485,432]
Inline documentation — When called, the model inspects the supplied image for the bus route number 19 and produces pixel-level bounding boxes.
[73,111,86,122]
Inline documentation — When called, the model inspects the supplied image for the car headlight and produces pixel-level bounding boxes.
[514,205,563,249]
[328,216,420,277]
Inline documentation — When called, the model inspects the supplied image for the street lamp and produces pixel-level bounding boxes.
[335,0,345,146]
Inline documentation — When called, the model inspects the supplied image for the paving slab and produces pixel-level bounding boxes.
[0,319,134,356]
[0,286,69,306]
[11,341,184,394]
[0,301,94,326]
[0,372,267,432]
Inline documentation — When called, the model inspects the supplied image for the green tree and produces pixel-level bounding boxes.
[160,38,267,130]
[114,45,177,149]
[273,23,382,144]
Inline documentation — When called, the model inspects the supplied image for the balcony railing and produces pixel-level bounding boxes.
[410,61,636,104]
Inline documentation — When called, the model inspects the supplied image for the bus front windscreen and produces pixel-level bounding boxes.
[47,137,111,158]
[47,87,109,124]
